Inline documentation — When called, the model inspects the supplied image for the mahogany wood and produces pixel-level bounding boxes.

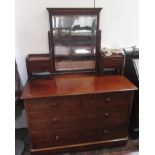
[99,53,125,75]
[26,54,52,80]
[47,8,102,15]
[21,75,137,155]
[47,8,102,74]
[21,75,136,99]
[31,139,127,155]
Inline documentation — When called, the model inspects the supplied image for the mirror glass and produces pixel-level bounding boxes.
[52,15,97,71]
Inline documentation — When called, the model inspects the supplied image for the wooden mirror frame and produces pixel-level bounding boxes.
[47,8,102,74]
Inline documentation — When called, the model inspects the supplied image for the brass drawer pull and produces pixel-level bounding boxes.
[105,97,110,103]
[55,135,60,141]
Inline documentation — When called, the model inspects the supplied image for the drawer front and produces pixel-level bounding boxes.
[26,96,80,113]
[102,57,124,68]
[103,57,123,62]
[25,92,132,149]
[30,125,127,149]
[28,60,51,72]
[26,92,132,113]
[26,92,132,131]
[81,91,132,108]
[28,106,130,131]
[103,61,123,68]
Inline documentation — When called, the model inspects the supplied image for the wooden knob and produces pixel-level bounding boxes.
[53,117,59,123]
[103,129,108,135]
[104,112,109,117]
[105,97,110,103]
[52,102,57,106]
[55,135,60,141]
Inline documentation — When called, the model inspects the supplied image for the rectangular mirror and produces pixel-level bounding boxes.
[47,8,102,73]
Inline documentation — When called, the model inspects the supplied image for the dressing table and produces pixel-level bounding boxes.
[21,8,137,155]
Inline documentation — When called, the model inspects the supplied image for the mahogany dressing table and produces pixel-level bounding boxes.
[21,8,137,155]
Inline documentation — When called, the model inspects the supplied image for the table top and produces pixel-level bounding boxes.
[21,75,137,99]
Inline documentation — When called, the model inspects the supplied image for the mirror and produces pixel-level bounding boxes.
[47,8,102,73]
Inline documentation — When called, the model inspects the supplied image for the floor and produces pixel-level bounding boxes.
[15,128,139,155]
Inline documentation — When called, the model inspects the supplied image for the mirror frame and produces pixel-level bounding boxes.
[47,8,102,74]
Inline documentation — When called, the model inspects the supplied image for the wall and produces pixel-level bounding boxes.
[97,0,139,48]
[16,0,139,85]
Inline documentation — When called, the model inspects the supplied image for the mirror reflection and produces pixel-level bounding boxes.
[52,15,97,71]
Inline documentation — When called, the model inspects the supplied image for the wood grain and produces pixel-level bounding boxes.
[21,75,137,99]
[22,75,137,154]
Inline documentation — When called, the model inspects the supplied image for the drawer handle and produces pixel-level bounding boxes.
[105,97,110,103]
[103,129,108,135]
[53,117,59,123]
[52,102,57,106]
[104,112,109,117]
[55,135,60,141]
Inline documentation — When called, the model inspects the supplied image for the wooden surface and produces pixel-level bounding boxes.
[47,8,102,15]
[26,54,52,80]
[21,75,137,99]
[99,53,125,75]
[22,75,137,154]
[47,8,102,74]
[27,54,50,61]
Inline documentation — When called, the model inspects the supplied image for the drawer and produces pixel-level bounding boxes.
[101,56,124,68]
[103,57,123,61]
[26,92,132,113]
[103,61,123,67]
[28,60,51,72]
[81,91,132,108]
[26,96,80,113]
[28,106,130,131]
[30,125,127,149]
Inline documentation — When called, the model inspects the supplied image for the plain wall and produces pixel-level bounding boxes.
[16,0,139,85]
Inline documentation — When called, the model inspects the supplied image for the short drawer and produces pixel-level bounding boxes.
[81,91,132,108]
[103,57,123,61]
[30,125,127,149]
[28,60,51,72]
[26,96,80,113]
[103,60,123,67]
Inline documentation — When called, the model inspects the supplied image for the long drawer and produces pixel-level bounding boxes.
[30,125,128,149]
[28,106,130,131]
[26,91,132,113]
